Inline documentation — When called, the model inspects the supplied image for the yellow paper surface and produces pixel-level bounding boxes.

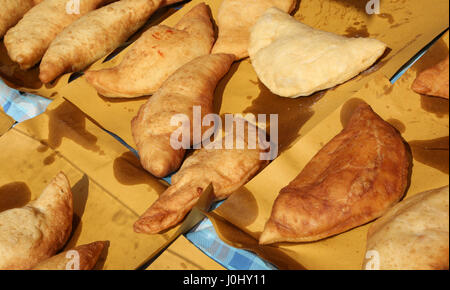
[0,97,187,269]
[59,0,449,154]
[147,236,225,270]
[0,107,13,136]
[294,0,450,80]
[212,32,449,269]
[0,130,162,269]
[13,97,169,213]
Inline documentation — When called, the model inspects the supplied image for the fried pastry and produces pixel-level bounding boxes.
[212,0,296,60]
[39,0,184,84]
[32,241,108,270]
[412,56,449,99]
[249,8,387,98]
[0,172,73,270]
[4,0,109,70]
[259,103,409,244]
[134,122,268,234]
[0,0,39,38]
[84,3,215,98]
[363,186,449,270]
[131,53,235,178]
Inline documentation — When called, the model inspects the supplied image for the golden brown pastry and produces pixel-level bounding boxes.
[249,8,387,98]
[0,0,40,38]
[134,122,268,234]
[363,186,449,270]
[4,0,109,70]
[32,241,108,270]
[211,0,296,60]
[0,172,73,270]
[131,53,235,178]
[412,56,449,99]
[84,3,215,98]
[39,0,184,84]
[259,103,409,245]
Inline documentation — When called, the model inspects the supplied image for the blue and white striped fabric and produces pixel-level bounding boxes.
[0,77,275,270]
[186,219,277,270]
[0,80,51,123]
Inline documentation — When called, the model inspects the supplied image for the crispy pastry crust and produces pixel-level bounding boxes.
[249,8,387,98]
[131,53,235,178]
[85,3,215,98]
[363,186,449,270]
[412,56,449,99]
[212,0,296,60]
[134,122,268,234]
[32,241,108,270]
[0,172,73,269]
[4,0,109,70]
[260,104,409,244]
[39,0,184,83]
[0,0,38,38]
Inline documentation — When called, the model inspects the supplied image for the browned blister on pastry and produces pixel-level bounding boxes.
[134,122,268,234]
[85,2,215,98]
[259,103,410,244]
[363,186,449,270]
[32,241,108,270]
[212,0,297,60]
[39,0,184,84]
[0,0,40,38]
[412,56,449,99]
[131,53,235,178]
[4,0,109,70]
[0,172,73,270]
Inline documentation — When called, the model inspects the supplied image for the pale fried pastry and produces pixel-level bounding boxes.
[363,186,449,270]
[134,123,268,234]
[131,53,235,178]
[4,0,109,70]
[259,103,409,244]
[32,241,108,270]
[84,3,215,98]
[0,172,73,270]
[249,8,387,98]
[39,0,184,84]
[412,56,449,99]
[0,0,40,38]
[212,0,296,60]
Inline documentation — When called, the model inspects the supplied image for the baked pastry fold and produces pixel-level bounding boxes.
[212,0,296,60]
[4,0,109,70]
[0,172,73,270]
[260,103,409,244]
[39,0,184,84]
[32,241,108,270]
[249,8,387,98]
[85,2,215,98]
[0,0,39,38]
[412,56,449,99]
[131,53,235,178]
[363,186,449,270]
[134,122,268,234]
